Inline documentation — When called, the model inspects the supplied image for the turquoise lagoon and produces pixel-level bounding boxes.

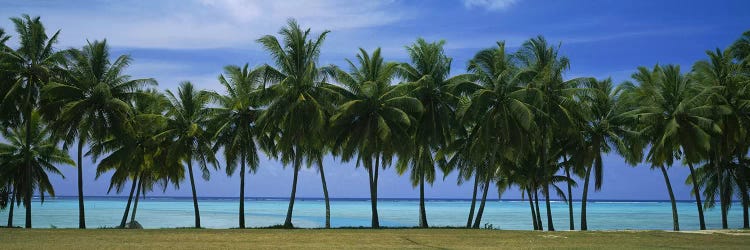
[0,197,744,230]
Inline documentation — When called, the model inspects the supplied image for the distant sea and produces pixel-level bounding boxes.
[0,197,744,230]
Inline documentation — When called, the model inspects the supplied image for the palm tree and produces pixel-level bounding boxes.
[578,78,641,230]
[0,15,65,228]
[207,64,266,229]
[0,149,19,228]
[437,121,482,228]
[326,48,422,228]
[693,156,745,229]
[450,41,535,228]
[396,38,470,228]
[515,36,586,231]
[692,48,748,228]
[255,19,335,228]
[39,39,155,229]
[0,111,74,228]
[555,134,586,230]
[624,65,721,231]
[0,28,16,127]
[127,144,184,228]
[89,89,172,228]
[731,30,750,67]
[0,28,8,47]
[506,153,544,230]
[159,81,218,228]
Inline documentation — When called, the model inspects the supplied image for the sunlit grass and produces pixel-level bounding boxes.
[1,228,748,249]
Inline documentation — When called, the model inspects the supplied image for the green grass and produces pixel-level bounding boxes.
[1,228,748,249]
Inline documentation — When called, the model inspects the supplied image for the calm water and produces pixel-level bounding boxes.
[0,197,744,230]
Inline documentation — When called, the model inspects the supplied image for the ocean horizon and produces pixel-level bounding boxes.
[1,196,744,230]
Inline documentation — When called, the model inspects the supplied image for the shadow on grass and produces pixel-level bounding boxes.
[230,225,483,230]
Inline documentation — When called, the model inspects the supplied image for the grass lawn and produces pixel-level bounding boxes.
[1,228,748,249]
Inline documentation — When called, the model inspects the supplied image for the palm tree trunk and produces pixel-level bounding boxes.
[544,185,555,231]
[467,172,479,228]
[367,164,378,228]
[7,187,14,227]
[239,154,246,229]
[581,164,592,231]
[77,139,86,229]
[736,169,750,229]
[119,176,138,228]
[534,189,543,230]
[659,164,679,231]
[565,166,574,230]
[687,163,705,230]
[472,177,491,228]
[527,189,538,230]
[741,180,750,229]
[317,158,330,229]
[373,155,380,228]
[23,91,33,229]
[186,160,201,228]
[283,156,301,228]
[736,153,750,229]
[715,159,728,229]
[418,174,428,228]
[130,177,143,224]
[368,155,380,228]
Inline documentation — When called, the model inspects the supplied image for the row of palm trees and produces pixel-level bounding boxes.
[1,15,749,231]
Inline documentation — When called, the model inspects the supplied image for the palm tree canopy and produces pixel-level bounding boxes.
[255,19,337,167]
[0,15,65,126]
[579,78,642,189]
[624,65,725,166]
[91,89,183,193]
[326,48,423,165]
[41,39,156,146]
[160,81,218,180]
[208,64,267,176]
[396,38,471,185]
[0,111,73,202]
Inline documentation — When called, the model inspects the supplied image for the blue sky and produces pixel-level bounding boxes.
[1,0,749,200]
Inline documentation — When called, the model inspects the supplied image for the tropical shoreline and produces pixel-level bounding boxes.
[1,13,749,233]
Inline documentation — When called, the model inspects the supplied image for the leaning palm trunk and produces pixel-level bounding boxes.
[659,164,679,231]
[467,173,480,228]
[239,155,246,229]
[472,177,491,228]
[565,166,574,230]
[534,189,543,230]
[317,158,331,228]
[687,163,705,230]
[119,177,138,228]
[130,178,143,224]
[186,160,201,228]
[283,156,301,228]
[527,189,538,230]
[581,164,592,230]
[77,140,86,229]
[7,187,14,227]
[418,174,428,228]
[544,185,555,231]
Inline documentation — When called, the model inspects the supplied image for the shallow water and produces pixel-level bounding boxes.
[0,197,744,229]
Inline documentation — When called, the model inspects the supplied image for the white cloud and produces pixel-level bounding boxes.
[462,0,518,11]
[0,0,410,50]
